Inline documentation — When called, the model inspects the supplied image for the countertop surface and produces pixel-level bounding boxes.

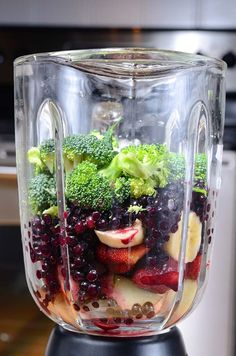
[0,268,54,356]
[0,225,54,356]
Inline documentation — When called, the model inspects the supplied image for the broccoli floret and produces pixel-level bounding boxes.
[114,177,131,203]
[193,154,207,195]
[167,153,185,182]
[90,130,104,140]
[63,133,116,172]
[28,173,57,214]
[128,205,146,214]
[27,139,55,174]
[27,147,44,174]
[130,177,156,198]
[66,161,113,211]
[194,154,207,182]
[100,144,169,189]
[167,152,207,193]
[43,205,58,217]
[39,139,55,174]
[99,154,122,181]
[91,129,119,149]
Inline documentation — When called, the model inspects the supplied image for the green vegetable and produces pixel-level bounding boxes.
[120,144,168,182]
[66,161,113,211]
[114,177,131,203]
[43,205,58,217]
[100,144,169,198]
[27,123,208,215]
[28,173,57,214]
[167,152,185,182]
[40,139,55,174]
[167,152,207,185]
[63,133,116,172]
[194,154,207,182]
[27,147,44,174]
[27,139,55,174]
[128,205,146,214]
[98,154,122,181]
[90,130,104,140]
[193,153,207,195]
[130,177,156,198]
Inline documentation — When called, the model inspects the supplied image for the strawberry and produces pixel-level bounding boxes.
[93,319,119,331]
[132,258,179,294]
[96,243,149,274]
[185,254,202,280]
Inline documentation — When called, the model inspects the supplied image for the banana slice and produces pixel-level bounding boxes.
[164,212,202,263]
[95,219,144,248]
[166,279,198,326]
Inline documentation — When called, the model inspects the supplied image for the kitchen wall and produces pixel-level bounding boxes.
[0,0,236,28]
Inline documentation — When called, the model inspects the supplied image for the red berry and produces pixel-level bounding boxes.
[185,254,202,280]
[87,283,98,297]
[87,216,95,229]
[73,244,84,256]
[75,221,84,234]
[87,269,98,282]
[92,211,101,221]
[36,270,43,279]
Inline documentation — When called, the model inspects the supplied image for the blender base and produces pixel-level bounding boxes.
[45,325,187,356]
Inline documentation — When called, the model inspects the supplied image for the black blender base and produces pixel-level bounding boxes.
[45,325,187,356]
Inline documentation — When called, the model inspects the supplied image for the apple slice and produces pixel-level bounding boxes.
[104,275,174,311]
[95,219,144,248]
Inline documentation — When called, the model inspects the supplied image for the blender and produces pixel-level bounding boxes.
[14,49,226,356]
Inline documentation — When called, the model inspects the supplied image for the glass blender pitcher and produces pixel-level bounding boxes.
[14,49,226,356]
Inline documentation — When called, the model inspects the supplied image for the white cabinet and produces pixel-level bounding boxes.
[1,0,236,28]
[0,0,32,24]
[137,0,196,28]
[198,0,236,28]
[0,0,197,28]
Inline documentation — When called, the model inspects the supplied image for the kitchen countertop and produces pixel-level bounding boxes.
[0,226,54,356]
[0,267,54,356]
[0,168,19,225]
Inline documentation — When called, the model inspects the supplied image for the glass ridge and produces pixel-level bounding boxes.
[14,48,226,79]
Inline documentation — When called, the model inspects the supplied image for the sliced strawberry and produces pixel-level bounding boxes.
[139,271,179,291]
[185,254,202,280]
[93,319,119,331]
[96,243,149,274]
[132,258,179,294]
[109,263,134,274]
